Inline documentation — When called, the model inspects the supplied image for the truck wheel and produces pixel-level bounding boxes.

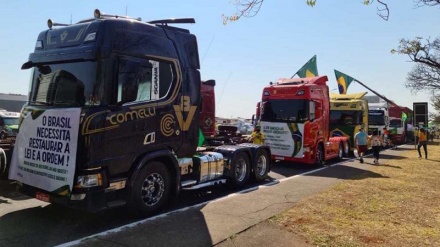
[130,161,171,216]
[0,148,7,177]
[337,142,344,161]
[315,144,324,167]
[253,149,270,182]
[344,142,350,157]
[227,152,250,189]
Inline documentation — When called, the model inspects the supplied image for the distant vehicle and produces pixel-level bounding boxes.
[0,110,20,142]
[365,96,390,136]
[329,92,369,152]
[388,105,413,144]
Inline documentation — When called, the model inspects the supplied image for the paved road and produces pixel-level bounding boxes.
[0,159,323,247]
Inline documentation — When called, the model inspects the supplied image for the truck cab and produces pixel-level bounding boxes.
[259,76,349,165]
[9,9,271,216]
[0,110,20,146]
[329,92,369,152]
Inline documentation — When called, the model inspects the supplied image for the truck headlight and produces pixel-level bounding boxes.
[75,174,102,188]
[303,146,311,152]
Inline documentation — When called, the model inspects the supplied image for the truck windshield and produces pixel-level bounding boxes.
[390,119,402,128]
[29,61,98,107]
[369,110,385,125]
[4,117,19,125]
[330,110,362,125]
[261,99,308,123]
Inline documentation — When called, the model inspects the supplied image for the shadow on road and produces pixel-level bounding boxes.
[0,203,142,246]
[0,179,30,202]
[0,195,216,247]
[304,163,390,180]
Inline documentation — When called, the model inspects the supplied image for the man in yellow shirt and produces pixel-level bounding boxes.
[251,126,265,144]
[417,128,428,159]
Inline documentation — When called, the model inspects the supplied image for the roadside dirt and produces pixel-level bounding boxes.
[217,140,440,247]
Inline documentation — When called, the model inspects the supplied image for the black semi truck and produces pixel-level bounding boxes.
[8,9,271,215]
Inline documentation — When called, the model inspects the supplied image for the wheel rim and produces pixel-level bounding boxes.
[235,158,247,182]
[141,173,165,206]
[338,145,343,158]
[256,155,267,177]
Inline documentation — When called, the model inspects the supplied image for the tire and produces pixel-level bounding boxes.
[227,152,250,189]
[130,161,171,216]
[0,148,7,177]
[337,142,344,161]
[344,141,350,157]
[315,144,324,167]
[253,149,270,182]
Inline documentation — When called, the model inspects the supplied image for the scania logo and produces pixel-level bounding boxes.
[153,66,159,95]
[205,117,213,127]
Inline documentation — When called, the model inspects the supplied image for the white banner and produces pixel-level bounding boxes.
[261,121,304,158]
[9,108,81,195]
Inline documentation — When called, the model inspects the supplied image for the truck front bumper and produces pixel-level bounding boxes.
[18,184,119,212]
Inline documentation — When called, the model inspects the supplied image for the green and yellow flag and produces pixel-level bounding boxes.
[401,112,408,122]
[295,55,318,78]
[334,70,355,94]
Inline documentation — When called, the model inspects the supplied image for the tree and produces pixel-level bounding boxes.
[223,0,440,24]
[391,37,440,122]
[392,37,440,93]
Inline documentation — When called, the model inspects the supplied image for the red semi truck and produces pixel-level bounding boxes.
[258,76,350,165]
[388,105,413,144]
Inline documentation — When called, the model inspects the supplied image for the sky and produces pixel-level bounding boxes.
[0,1,439,118]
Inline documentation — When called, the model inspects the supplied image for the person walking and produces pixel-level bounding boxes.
[250,125,265,144]
[382,127,391,147]
[417,128,428,159]
[354,127,368,163]
[371,130,384,164]
[413,127,419,150]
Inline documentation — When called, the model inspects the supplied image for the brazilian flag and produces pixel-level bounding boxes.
[295,55,318,78]
[334,69,355,94]
[402,112,408,122]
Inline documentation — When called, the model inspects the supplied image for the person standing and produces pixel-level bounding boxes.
[418,128,428,159]
[250,125,265,144]
[371,130,384,164]
[382,127,390,147]
[354,127,368,163]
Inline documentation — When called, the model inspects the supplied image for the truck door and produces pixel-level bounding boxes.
[102,56,181,172]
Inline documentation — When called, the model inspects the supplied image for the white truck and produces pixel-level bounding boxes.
[364,96,390,135]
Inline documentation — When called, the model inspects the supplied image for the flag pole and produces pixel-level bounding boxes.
[353,79,398,107]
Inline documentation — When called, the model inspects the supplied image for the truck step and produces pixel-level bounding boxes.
[181,180,197,187]
[182,179,226,190]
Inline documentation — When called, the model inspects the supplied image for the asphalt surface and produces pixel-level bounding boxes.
[58,145,408,247]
